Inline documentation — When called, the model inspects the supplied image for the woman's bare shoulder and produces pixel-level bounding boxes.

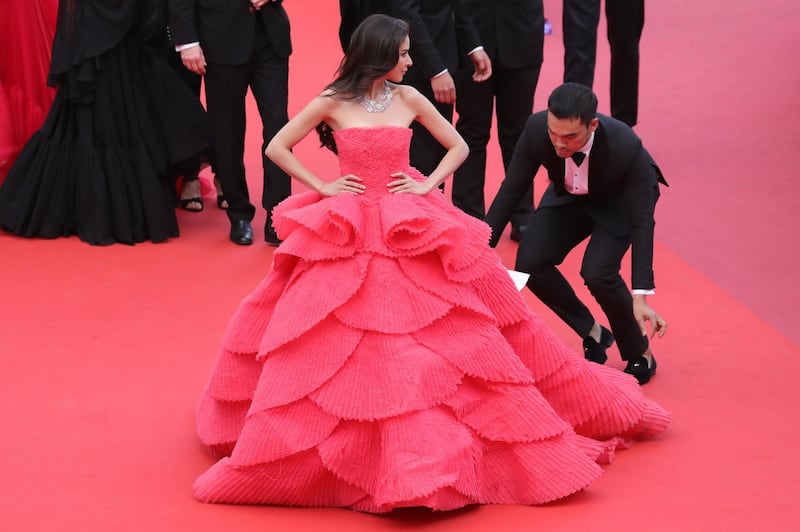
[391,83,422,100]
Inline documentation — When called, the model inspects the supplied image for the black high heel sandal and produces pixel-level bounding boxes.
[214,178,229,209]
[179,197,204,212]
[179,177,204,212]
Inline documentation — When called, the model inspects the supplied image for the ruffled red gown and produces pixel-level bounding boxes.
[193,125,670,512]
[0,0,58,183]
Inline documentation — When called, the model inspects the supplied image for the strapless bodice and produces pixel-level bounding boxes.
[333,126,414,198]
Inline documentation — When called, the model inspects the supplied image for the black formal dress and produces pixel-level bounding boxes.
[168,0,292,226]
[0,0,209,245]
[452,0,544,232]
[485,112,667,361]
[562,0,644,126]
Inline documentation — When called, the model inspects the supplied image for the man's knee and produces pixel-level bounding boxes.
[580,265,623,292]
[515,252,553,275]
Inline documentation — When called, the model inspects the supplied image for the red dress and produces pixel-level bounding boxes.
[0,0,58,183]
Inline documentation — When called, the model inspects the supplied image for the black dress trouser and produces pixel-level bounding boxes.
[203,17,291,224]
[563,0,644,126]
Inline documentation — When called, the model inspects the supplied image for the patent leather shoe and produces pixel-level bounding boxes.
[624,354,658,385]
[229,220,253,245]
[583,326,614,364]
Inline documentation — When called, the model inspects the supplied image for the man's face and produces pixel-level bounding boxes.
[546,112,598,158]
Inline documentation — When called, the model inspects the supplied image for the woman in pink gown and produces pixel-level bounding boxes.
[192,14,670,513]
[0,0,58,183]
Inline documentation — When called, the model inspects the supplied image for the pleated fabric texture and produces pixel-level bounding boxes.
[193,126,670,512]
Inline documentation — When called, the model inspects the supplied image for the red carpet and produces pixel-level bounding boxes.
[1,1,798,530]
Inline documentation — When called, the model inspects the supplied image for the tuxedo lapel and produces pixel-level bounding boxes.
[586,122,608,196]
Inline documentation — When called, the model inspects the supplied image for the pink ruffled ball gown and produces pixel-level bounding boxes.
[193,125,670,512]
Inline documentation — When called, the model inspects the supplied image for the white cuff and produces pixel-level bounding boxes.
[632,289,656,296]
[176,42,200,52]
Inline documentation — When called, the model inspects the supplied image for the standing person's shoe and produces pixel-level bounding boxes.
[583,326,614,364]
[230,220,253,245]
[178,178,204,212]
[265,214,282,247]
[510,224,527,242]
[624,355,658,385]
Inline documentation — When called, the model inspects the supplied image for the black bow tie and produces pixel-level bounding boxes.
[571,152,586,167]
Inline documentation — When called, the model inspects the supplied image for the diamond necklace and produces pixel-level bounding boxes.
[357,82,392,113]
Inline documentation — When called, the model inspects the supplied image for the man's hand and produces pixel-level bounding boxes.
[469,49,492,82]
[633,295,667,339]
[430,72,456,105]
[250,0,276,10]
[181,45,207,75]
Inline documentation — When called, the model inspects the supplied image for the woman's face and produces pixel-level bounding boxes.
[386,36,412,83]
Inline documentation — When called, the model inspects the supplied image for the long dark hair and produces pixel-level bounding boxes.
[316,14,410,153]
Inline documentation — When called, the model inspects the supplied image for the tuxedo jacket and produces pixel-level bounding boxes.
[461,0,543,69]
[400,0,482,84]
[168,0,291,65]
[338,0,393,50]
[485,111,668,290]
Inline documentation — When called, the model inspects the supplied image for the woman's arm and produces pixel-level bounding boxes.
[388,86,468,194]
[265,96,366,196]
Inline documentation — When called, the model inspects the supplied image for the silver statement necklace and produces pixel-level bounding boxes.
[357,82,392,113]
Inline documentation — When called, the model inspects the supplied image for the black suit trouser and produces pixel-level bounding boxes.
[514,200,648,360]
[452,61,540,229]
[563,0,644,126]
[202,21,291,224]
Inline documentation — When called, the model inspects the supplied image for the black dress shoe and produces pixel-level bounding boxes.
[624,354,657,385]
[229,220,253,245]
[509,224,527,242]
[583,326,614,364]
[265,217,282,247]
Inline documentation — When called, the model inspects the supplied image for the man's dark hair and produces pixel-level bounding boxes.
[547,82,598,126]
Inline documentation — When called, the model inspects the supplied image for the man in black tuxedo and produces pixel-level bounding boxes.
[485,83,667,384]
[338,1,491,176]
[168,0,292,245]
[338,0,393,50]
[562,0,644,127]
[452,0,544,242]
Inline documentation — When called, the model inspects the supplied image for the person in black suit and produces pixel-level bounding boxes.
[562,0,644,127]
[485,83,667,384]
[451,0,544,242]
[400,0,491,176]
[338,0,393,50]
[338,1,491,177]
[168,0,292,245]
